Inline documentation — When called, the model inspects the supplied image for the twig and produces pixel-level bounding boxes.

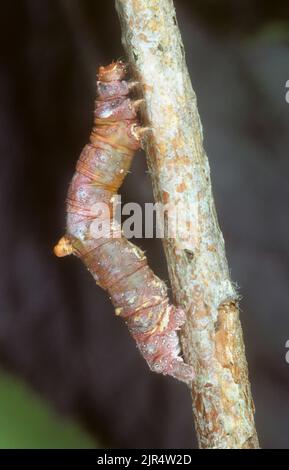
[115,0,259,448]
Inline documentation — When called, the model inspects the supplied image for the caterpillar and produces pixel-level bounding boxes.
[54,61,194,384]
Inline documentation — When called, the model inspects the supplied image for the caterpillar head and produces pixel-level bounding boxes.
[97,61,127,82]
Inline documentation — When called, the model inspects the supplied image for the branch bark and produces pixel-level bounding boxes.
[115,0,259,449]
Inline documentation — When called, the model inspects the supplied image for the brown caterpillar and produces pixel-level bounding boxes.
[54,61,194,384]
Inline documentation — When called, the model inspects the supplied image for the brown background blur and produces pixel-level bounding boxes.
[0,0,289,449]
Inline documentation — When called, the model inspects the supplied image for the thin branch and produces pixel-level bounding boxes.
[115,0,259,449]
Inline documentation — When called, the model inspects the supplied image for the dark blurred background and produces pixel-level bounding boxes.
[0,0,289,449]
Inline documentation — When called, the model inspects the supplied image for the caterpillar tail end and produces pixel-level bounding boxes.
[54,236,74,258]
[169,359,195,385]
[150,355,195,385]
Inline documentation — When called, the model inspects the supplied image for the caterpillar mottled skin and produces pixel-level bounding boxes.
[54,61,194,384]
